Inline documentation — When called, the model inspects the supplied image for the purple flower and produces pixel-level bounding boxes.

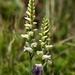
[32,66,42,75]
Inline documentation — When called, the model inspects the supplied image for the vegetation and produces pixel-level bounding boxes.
[0,0,75,75]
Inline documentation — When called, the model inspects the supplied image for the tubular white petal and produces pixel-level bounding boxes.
[31,42,37,47]
[35,64,42,68]
[26,11,31,16]
[39,40,42,42]
[41,42,45,46]
[37,51,43,55]
[21,34,29,39]
[24,46,33,53]
[25,17,31,21]
[45,45,53,49]
[24,24,32,29]
[42,55,51,60]
[28,31,34,36]
[33,22,37,25]
[33,29,37,32]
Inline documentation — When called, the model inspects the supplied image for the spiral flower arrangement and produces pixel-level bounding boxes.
[21,0,52,75]
[21,0,37,74]
[37,17,53,74]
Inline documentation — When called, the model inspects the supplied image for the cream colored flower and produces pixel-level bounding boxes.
[28,31,34,36]
[33,29,37,32]
[31,42,37,47]
[39,33,42,36]
[45,45,53,49]
[25,17,31,22]
[26,27,29,29]
[24,24,32,29]
[21,34,29,39]
[24,46,33,53]
[41,42,45,46]
[35,64,42,68]
[39,40,42,42]
[37,51,43,55]
[42,36,48,41]
[43,30,49,35]
[26,11,31,16]
[42,55,51,60]
[33,22,37,25]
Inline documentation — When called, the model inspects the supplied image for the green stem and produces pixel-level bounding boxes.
[12,49,15,75]
[29,53,32,75]
[43,62,47,75]
[44,66,47,75]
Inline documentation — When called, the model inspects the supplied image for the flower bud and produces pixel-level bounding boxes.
[39,33,42,36]
[33,10,35,15]
[44,26,48,30]
[26,11,31,16]
[43,30,49,35]
[28,7,31,12]
[25,17,31,22]
[33,15,35,20]
[42,36,48,41]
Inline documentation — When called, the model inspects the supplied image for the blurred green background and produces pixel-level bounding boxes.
[0,0,75,75]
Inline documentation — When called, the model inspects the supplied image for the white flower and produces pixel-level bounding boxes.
[28,31,34,36]
[45,45,53,49]
[24,24,32,29]
[31,42,37,47]
[35,64,42,68]
[24,46,33,53]
[41,42,45,46]
[47,60,52,65]
[43,30,49,35]
[21,34,29,39]
[26,27,29,29]
[47,38,51,41]
[33,15,35,20]
[39,33,42,36]
[33,29,37,31]
[33,22,37,25]
[26,11,31,16]
[42,55,51,60]
[25,17,31,21]
[37,51,43,55]
[42,36,48,41]
[39,40,42,42]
